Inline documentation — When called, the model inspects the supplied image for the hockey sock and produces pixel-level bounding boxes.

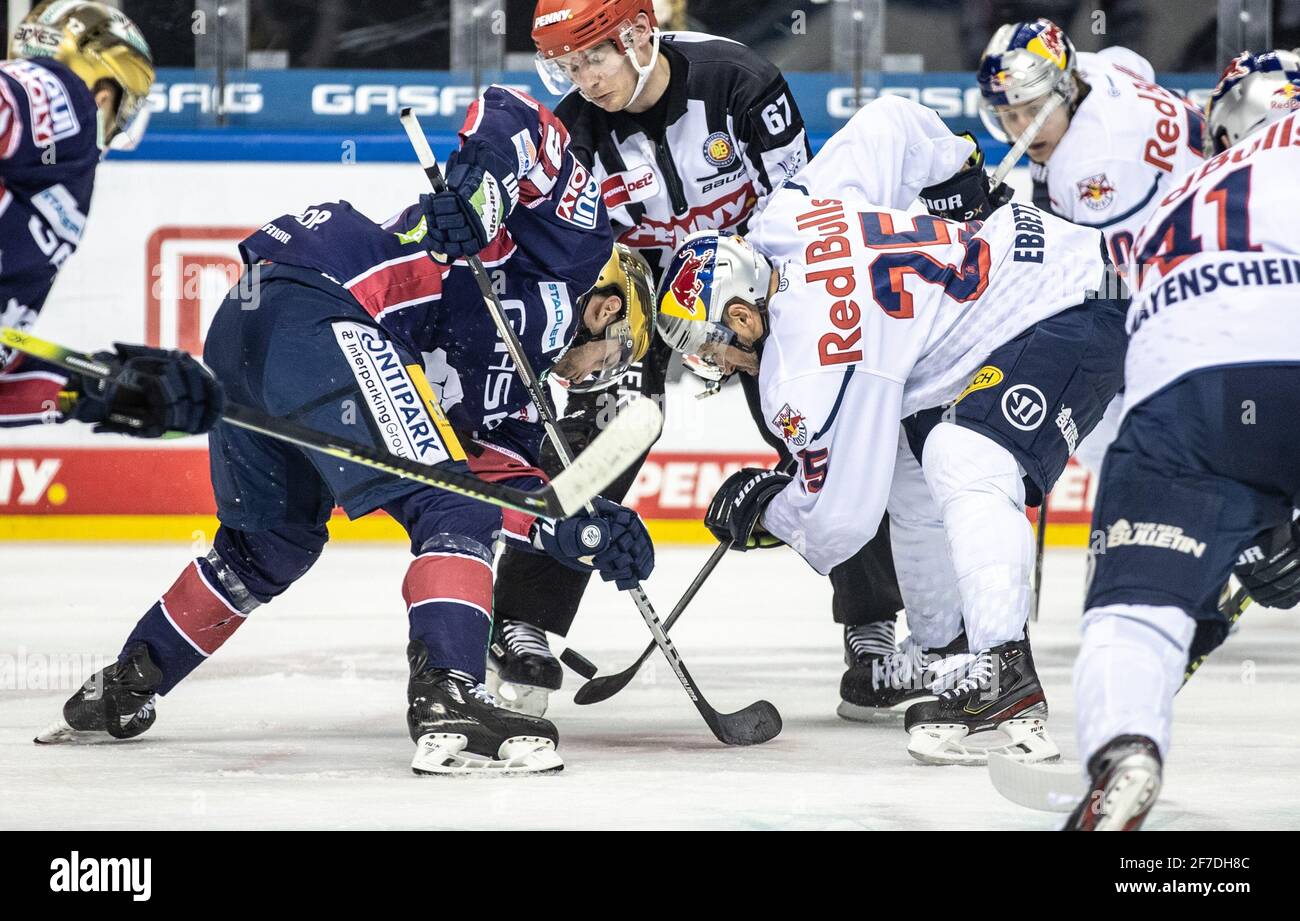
[403,536,495,683]
[921,422,1034,652]
[1074,603,1195,768]
[123,551,261,694]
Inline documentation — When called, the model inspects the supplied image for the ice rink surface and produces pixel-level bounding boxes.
[2,542,1298,830]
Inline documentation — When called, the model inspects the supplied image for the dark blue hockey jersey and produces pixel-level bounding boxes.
[239,86,612,462]
[0,56,101,376]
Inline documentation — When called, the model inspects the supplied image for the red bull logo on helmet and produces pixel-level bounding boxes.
[1026,20,1069,70]
[661,240,716,321]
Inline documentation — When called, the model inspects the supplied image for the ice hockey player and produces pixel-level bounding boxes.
[0,1,155,426]
[656,93,1129,765]
[976,17,1205,472]
[488,0,905,719]
[36,85,655,775]
[1065,50,1300,830]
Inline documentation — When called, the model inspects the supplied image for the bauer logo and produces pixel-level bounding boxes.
[49,852,151,901]
[333,322,455,465]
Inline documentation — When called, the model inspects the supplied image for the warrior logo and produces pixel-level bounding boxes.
[772,403,807,447]
[1076,173,1116,211]
[1001,384,1047,431]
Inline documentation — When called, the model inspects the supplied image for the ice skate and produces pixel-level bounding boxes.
[1063,735,1162,831]
[35,643,161,744]
[407,640,562,776]
[486,619,562,717]
[837,626,971,721]
[904,638,1059,766]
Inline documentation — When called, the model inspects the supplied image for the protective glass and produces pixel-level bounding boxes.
[550,317,635,393]
[979,92,1056,143]
[535,36,629,97]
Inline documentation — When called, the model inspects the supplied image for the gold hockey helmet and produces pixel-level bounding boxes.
[9,1,155,151]
[551,243,657,393]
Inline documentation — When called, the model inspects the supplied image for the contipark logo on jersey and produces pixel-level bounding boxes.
[332,321,456,466]
[2,59,80,147]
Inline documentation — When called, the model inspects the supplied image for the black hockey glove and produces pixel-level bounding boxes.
[919,132,1013,222]
[538,414,598,478]
[536,496,655,590]
[705,467,790,550]
[1234,519,1300,609]
[67,343,224,438]
[421,141,518,261]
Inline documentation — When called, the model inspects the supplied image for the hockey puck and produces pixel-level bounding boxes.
[561,648,598,679]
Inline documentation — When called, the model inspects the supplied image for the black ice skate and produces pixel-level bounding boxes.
[35,643,162,744]
[837,625,971,721]
[903,637,1059,766]
[486,619,562,717]
[407,640,562,775]
[1063,735,1162,831]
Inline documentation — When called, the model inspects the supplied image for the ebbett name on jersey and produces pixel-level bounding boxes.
[1124,109,1300,416]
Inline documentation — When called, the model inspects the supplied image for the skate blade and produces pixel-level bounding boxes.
[485,672,551,718]
[1093,762,1161,831]
[907,718,1060,767]
[33,718,79,744]
[836,695,935,722]
[411,733,563,776]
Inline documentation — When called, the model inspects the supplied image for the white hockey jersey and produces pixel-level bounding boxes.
[748,98,1107,574]
[1123,110,1300,416]
[1031,48,1206,267]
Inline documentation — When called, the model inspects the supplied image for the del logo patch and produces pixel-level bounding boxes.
[704,131,736,168]
[772,403,808,446]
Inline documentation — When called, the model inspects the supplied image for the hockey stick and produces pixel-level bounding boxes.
[0,327,660,520]
[399,109,781,745]
[989,89,1066,187]
[988,585,1254,813]
[1031,499,1048,622]
[567,540,730,704]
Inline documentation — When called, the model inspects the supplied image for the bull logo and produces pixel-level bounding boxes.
[666,247,711,318]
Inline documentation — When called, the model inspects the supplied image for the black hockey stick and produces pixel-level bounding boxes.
[1,327,659,520]
[567,540,729,704]
[399,110,781,745]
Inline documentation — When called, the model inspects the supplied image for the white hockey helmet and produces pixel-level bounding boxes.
[976,18,1077,142]
[1204,49,1300,155]
[655,230,772,381]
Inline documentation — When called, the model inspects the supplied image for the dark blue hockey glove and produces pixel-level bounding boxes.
[421,142,518,261]
[538,496,655,590]
[705,467,791,550]
[69,343,224,438]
